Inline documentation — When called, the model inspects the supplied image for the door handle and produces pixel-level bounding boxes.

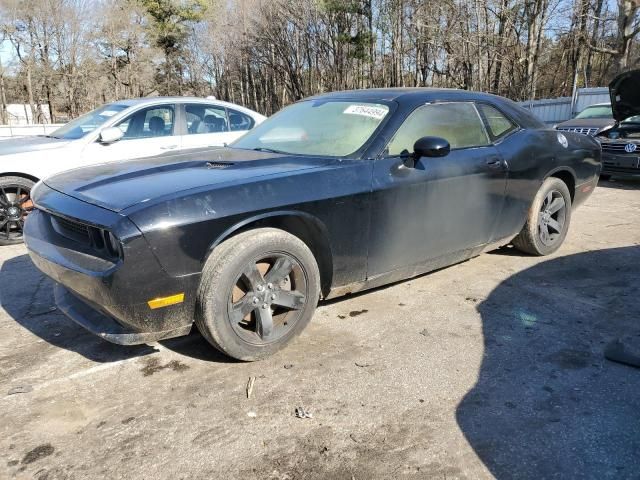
[160,145,178,150]
[486,158,503,168]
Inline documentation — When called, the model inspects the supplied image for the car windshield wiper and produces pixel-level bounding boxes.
[252,147,290,155]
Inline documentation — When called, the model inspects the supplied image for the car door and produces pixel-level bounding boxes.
[81,104,180,164]
[181,103,236,150]
[366,101,508,277]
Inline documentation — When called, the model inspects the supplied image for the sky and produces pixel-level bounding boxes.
[0,40,14,68]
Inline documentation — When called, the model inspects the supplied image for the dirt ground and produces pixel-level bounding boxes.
[1,178,639,480]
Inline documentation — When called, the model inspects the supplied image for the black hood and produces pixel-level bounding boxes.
[555,117,614,129]
[43,147,334,213]
[609,69,640,122]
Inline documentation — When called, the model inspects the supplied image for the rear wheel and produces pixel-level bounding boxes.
[0,176,35,246]
[512,177,572,256]
[195,228,321,361]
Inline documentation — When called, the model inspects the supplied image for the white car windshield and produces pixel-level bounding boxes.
[232,100,390,157]
[50,104,129,140]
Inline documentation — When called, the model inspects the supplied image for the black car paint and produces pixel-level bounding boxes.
[24,89,602,344]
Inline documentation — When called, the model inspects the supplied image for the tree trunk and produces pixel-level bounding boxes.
[25,65,37,124]
[0,57,7,125]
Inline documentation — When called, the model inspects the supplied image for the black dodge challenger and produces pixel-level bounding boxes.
[24,89,602,360]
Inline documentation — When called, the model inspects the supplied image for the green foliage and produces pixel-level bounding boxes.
[141,0,208,53]
[321,0,372,60]
[320,0,366,16]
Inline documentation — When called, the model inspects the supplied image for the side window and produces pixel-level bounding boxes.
[477,104,516,139]
[228,109,255,131]
[387,102,490,156]
[185,104,228,134]
[115,105,174,140]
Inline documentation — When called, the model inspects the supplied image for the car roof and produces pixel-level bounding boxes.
[307,87,545,129]
[583,102,611,108]
[308,87,505,102]
[109,97,264,117]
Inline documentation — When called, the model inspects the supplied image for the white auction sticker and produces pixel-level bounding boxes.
[343,104,388,120]
[100,110,120,117]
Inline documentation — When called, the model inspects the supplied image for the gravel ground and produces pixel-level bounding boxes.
[1,178,639,480]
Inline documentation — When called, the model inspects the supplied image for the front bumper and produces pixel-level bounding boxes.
[54,284,191,344]
[24,187,199,345]
[601,152,640,178]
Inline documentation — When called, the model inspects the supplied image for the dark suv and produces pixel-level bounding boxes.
[555,103,614,136]
[596,70,640,180]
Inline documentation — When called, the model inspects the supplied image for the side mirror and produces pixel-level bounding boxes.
[414,136,450,158]
[99,127,124,144]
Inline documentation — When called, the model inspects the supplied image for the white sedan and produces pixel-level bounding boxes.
[0,97,265,245]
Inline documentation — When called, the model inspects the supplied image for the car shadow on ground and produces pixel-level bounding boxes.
[0,254,234,364]
[457,246,640,479]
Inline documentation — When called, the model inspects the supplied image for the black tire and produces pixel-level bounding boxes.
[195,228,321,361]
[599,174,612,181]
[0,176,35,246]
[512,177,572,256]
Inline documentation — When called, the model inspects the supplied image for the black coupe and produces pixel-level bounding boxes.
[24,89,601,360]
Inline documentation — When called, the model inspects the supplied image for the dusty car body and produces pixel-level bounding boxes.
[24,88,601,360]
[596,70,640,179]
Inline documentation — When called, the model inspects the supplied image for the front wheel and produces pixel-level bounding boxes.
[195,228,321,361]
[0,176,35,246]
[512,177,572,256]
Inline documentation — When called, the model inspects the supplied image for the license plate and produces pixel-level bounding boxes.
[604,155,640,169]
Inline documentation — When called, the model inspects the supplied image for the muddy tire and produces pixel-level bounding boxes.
[512,177,572,256]
[195,228,321,361]
[0,176,35,246]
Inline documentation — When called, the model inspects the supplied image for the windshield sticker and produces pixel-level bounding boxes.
[100,110,120,117]
[344,105,388,120]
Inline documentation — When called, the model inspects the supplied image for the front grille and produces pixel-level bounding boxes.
[557,127,598,136]
[51,215,92,245]
[49,213,120,259]
[601,142,639,154]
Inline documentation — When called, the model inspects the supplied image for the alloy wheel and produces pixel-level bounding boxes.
[538,190,566,247]
[227,253,308,345]
[0,185,33,242]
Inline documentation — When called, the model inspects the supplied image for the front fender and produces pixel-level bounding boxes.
[204,209,331,260]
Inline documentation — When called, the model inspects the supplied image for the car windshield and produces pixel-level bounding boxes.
[232,100,390,156]
[49,104,129,140]
[574,105,612,119]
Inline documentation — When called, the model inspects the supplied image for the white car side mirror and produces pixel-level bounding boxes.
[99,127,124,144]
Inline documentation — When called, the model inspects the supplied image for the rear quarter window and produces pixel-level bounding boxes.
[478,104,517,140]
[228,109,255,131]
